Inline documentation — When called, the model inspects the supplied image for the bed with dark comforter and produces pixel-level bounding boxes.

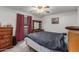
[26,31,67,52]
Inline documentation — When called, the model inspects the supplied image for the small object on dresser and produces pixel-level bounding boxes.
[7,24,12,27]
[0,22,1,27]
[3,25,7,27]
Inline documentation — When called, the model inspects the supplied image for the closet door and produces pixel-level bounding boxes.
[27,16,33,34]
[16,14,24,41]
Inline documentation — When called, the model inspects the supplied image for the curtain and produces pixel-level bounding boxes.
[16,14,24,41]
[27,16,33,34]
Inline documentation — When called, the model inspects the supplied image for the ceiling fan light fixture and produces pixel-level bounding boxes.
[37,6,43,9]
[37,8,44,13]
[44,6,49,8]
[32,6,50,13]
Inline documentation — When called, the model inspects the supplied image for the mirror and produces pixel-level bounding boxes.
[33,20,41,30]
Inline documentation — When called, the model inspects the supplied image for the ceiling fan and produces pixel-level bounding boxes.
[31,6,50,13]
[35,6,50,9]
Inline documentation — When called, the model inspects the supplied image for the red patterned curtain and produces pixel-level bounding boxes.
[27,16,33,34]
[16,14,24,41]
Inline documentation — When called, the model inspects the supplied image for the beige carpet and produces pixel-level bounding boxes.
[3,40,32,52]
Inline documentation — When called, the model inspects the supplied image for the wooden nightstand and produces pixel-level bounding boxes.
[66,26,79,52]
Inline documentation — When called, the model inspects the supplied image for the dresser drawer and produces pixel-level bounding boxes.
[3,35,11,39]
[0,36,11,40]
[0,42,11,49]
[0,29,12,32]
[0,36,2,39]
[0,39,11,45]
[0,31,12,35]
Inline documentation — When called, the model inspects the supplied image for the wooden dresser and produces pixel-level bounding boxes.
[0,27,13,51]
[32,29,44,33]
[66,26,79,52]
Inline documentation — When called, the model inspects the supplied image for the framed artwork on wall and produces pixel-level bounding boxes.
[51,17,59,24]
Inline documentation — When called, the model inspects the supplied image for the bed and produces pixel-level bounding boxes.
[25,31,67,52]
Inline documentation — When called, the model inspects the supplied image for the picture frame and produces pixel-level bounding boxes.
[51,17,59,24]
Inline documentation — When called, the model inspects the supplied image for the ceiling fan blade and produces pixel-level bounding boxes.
[45,11,50,13]
[31,6,34,7]
[44,6,50,8]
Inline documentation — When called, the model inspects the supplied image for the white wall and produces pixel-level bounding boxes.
[0,7,78,36]
[0,7,38,36]
[0,7,16,36]
[41,11,78,33]
[77,7,79,25]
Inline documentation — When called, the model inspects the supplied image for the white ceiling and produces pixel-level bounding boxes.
[4,6,77,18]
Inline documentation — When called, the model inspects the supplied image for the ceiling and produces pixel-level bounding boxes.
[4,6,77,18]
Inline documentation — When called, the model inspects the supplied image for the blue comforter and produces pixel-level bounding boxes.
[27,31,67,52]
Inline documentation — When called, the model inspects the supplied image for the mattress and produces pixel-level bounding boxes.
[25,37,61,52]
[26,32,67,52]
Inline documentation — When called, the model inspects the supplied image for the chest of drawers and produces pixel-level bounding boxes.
[0,27,13,51]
